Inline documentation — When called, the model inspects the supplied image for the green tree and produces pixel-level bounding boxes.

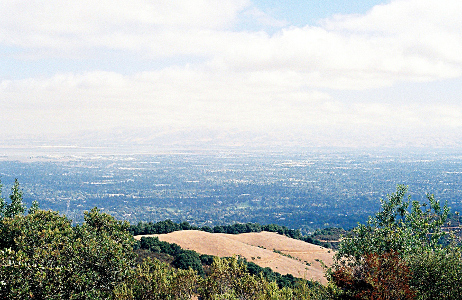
[0,180,4,219]
[114,257,198,300]
[332,185,461,300]
[198,256,267,300]
[197,256,326,300]
[0,208,136,299]
[27,200,39,215]
[7,179,24,217]
[172,250,204,275]
[337,185,449,260]
[407,246,462,300]
[0,179,25,219]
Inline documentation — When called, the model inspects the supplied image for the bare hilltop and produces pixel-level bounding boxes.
[135,230,334,284]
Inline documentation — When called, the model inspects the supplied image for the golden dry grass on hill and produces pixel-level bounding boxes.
[135,231,334,284]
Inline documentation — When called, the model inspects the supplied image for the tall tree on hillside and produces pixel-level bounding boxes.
[5,179,25,218]
[0,179,26,219]
[0,179,4,219]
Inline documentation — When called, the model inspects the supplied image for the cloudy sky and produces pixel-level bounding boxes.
[1,0,462,149]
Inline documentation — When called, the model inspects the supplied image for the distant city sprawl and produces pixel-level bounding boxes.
[1,148,461,232]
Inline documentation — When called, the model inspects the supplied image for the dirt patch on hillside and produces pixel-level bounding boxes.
[135,231,334,284]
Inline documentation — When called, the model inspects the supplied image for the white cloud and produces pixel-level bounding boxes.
[2,0,461,90]
[212,0,462,89]
[322,0,462,75]
[240,7,289,28]
[2,69,461,139]
[0,0,250,53]
[1,0,462,146]
[3,0,250,32]
[0,69,307,140]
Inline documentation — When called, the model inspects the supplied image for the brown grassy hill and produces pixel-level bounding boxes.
[135,230,334,284]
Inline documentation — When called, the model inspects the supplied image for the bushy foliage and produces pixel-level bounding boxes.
[331,251,415,300]
[138,236,205,275]
[245,261,302,289]
[337,185,449,260]
[0,208,136,299]
[173,250,204,276]
[114,258,197,300]
[0,179,27,220]
[139,236,183,256]
[198,256,326,300]
[331,185,462,300]
[407,247,462,299]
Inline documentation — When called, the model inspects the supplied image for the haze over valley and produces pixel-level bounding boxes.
[1,148,461,232]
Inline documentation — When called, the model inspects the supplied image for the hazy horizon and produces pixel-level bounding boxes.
[1,0,462,150]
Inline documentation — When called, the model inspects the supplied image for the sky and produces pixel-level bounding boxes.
[1,0,462,149]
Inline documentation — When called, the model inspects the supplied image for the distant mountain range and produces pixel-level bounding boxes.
[4,126,462,154]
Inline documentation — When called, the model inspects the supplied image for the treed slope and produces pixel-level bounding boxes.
[135,230,333,283]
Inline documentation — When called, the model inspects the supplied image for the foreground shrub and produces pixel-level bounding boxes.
[198,256,327,300]
[332,185,462,300]
[0,208,135,299]
[331,251,415,300]
[408,247,462,300]
[114,258,197,300]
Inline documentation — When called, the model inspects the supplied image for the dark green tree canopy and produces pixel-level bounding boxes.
[0,207,136,299]
[0,178,27,220]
